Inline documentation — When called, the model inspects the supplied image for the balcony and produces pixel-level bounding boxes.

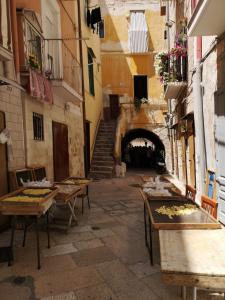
[154,48,187,101]
[45,39,82,102]
[188,0,225,36]
[0,0,13,61]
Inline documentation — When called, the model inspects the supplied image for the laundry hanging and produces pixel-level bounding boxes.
[128,11,149,53]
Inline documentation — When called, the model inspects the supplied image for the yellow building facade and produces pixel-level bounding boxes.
[100,0,172,171]
[79,0,104,161]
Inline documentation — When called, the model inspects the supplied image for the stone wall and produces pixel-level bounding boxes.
[0,84,25,171]
[24,94,85,181]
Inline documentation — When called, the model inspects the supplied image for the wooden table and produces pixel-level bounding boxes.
[141,189,221,265]
[61,177,92,214]
[0,187,58,269]
[53,183,81,229]
[159,229,225,299]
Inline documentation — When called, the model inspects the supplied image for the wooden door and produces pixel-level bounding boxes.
[215,91,225,224]
[52,121,69,182]
[0,111,9,230]
[110,95,120,120]
[188,133,196,187]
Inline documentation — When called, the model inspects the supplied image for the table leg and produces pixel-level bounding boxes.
[148,216,154,266]
[144,203,148,247]
[182,286,187,300]
[22,218,28,247]
[35,217,41,270]
[9,216,16,266]
[46,211,50,249]
[193,287,197,300]
[68,197,78,227]
[87,185,91,209]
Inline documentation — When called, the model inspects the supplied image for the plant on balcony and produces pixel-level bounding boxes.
[154,52,169,83]
[169,45,187,82]
[28,54,40,70]
[169,46,187,58]
[176,18,188,46]
[134,97,149,112]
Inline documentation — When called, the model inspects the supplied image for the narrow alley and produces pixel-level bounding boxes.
[1,0,225,299]
[0,173,221,300]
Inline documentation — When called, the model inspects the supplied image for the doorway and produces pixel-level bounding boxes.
[109,95,120,120]
[85,121,91,175]
[52,121,69,181]
[134,75,148,100]
[215,91,225,224]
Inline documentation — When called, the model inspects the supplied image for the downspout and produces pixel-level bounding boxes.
[193,37,206,197]
[76,0,87,177]
[166,2,174,174]
[10,0,19,76]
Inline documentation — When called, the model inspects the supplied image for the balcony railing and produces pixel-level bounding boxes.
[45,39,82,96]
[168,55,187,83]
[0,0,12,59]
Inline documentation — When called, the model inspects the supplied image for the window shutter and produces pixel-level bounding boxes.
[88,49,95,96]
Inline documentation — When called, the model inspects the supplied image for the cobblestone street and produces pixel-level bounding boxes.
[0,173,223,300]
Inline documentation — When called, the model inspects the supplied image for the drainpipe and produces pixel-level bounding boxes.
[76,0,87,177]
[193,40,206,198]
[10,0,20,76]
[166,2,174,174]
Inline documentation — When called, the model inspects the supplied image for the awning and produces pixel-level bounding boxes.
[128,12,149,53]
[188,0,225,36]
[0,76,25,91]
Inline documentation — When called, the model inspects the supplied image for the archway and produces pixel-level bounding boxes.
[121,128,166,170]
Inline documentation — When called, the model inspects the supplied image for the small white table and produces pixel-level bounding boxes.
[159,229,225,300]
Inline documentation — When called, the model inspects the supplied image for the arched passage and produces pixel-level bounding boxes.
[121,128,166,170]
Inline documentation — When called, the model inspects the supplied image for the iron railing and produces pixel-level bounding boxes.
[45,39,82,95]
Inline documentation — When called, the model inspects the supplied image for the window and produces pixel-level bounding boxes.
[26,23,43,71]
[128,11,148,53]
[88,48,95,96]
[33,112,44,141]
[134,75,148,100]
[99,20,105,38]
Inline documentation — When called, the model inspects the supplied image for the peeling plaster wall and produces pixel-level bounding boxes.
[24,94,84,181]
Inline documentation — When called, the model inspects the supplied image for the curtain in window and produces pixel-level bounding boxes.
[128,12,149,53]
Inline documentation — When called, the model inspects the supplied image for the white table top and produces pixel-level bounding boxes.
[159,228,225,277]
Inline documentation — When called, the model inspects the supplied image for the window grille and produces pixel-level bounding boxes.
[33,112,44,141]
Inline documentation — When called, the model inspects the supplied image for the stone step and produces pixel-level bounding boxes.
[89,171,113,179]
[95,143,113,149]
[92,155,114,161]
[91,160,114,167]
[94,149,113,154]
[91,165,114,172]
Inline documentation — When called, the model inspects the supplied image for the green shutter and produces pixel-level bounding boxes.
[88,50,95,96]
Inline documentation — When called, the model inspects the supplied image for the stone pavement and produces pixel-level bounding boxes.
[0,172,224,300]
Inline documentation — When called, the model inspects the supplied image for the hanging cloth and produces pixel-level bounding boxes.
[87,9,91,27]
[91,7,101,25]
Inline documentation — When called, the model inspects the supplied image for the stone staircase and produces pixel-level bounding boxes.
[90,121,116,179]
